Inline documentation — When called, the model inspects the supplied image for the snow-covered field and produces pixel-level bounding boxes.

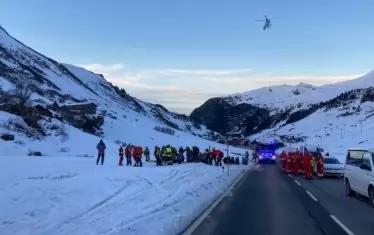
[0,105,251,235]
[0,155,250,235]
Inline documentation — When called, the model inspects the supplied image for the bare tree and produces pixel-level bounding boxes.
[14,80,33,106]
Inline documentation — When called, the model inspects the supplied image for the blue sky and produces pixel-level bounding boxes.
[1,0,373,114]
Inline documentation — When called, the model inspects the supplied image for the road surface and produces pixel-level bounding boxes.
[187,165,346,235]
[295,175,374,235]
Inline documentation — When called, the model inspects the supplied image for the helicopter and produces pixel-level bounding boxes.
[255,15,272,31]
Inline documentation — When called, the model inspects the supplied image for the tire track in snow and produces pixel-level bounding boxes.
[100,168,196,235]
[42,167,195,235]
[38,179,142,235]
[85,168,190,222]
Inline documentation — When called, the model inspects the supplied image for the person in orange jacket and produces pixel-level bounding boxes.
[295,151,302,175]
[316,154,324,178]
[304,152,313,179]
[298,151,304,175]
[291,152,298,175]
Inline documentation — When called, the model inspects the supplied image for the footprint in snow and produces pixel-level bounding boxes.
[1,220,14,225]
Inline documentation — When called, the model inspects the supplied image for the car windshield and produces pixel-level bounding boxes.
[324,158,340,164]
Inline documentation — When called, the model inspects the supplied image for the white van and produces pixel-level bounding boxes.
[344,148,374,207]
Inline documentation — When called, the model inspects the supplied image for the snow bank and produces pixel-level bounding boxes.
[0,156,249,235]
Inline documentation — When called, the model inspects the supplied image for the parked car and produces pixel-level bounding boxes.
[322,157,344,177]
[344,148,374,207]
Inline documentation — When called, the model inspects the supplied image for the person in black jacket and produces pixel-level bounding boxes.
[118,145,124,166]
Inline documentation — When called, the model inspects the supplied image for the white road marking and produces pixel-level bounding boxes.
[288,173,293,178]
[182,168,250,235]
[294,180,301,186]
[330,215,355,235]
[306,190,318,201]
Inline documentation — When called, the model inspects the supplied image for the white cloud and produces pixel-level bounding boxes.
[79,63,363,114]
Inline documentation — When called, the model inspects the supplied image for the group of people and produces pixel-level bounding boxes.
[96,139,149,167]
[279,150,325,179]
[119,144,149,167]
[152,145,226,166]
[96,140,231,167]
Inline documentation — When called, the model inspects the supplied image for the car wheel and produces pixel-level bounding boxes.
[345,179,354,197]
[369,186,374,208]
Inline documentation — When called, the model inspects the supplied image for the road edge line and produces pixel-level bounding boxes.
[306,190,318,202]
[294,180,301,186]
[330,215,355,235]
[181,167,251,235]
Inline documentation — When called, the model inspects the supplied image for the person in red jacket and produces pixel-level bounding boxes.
[133,146,143,167]
[211,148,218,166]
[125,145,132,166]
[285,152,292,173]
[304,152,313,179]
[216,149,223,166]
[291,152,298,175]
[279,151,287,171]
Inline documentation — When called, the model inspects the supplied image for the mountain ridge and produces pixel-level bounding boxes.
[190,70,374,138]
[0,26,225,157]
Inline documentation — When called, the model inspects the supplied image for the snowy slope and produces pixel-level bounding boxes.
[226,72,374,110]
[250,100,374,163]
[191,70,374,137]
[0,25,223,158]
[0,25,254,235]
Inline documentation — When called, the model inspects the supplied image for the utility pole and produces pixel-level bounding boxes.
[359,120,363,132]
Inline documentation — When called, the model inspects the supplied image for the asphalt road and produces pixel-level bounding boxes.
[295,175,374,235]
[188,164,346,235]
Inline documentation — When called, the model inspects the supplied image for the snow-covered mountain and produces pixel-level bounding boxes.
[0,26,224,157]
[190,71,374,147]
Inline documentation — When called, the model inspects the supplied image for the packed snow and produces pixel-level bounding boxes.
[0,155,249,235]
